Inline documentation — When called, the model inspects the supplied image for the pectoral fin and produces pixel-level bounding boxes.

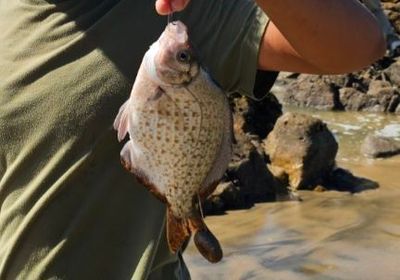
[113,100,129,142]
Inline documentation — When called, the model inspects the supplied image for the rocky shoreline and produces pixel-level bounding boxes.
[204,94,380,215]
[273,0,400,114]
[204,1,400,214]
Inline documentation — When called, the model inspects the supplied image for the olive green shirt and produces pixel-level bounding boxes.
[0,0,270,279]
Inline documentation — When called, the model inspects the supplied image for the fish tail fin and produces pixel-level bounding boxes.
[113,100,129,142]
[166,206,191,254]
[166,206,223,263]
[188,212,223,263]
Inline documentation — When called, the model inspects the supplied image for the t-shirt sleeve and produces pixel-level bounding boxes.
[178,0,276,99]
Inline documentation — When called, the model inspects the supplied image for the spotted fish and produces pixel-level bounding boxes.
[113,21,232,263]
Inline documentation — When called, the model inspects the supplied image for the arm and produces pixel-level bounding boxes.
[155,0,386,74]
[257,0,385,74]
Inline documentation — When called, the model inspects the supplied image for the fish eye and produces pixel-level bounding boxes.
[177,50,191,63]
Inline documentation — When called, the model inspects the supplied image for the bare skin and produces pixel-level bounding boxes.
[155,0,386,74]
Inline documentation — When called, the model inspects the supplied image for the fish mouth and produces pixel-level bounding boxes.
[184,62,200,84]
[166,21,189,44]
[166,62,199,86]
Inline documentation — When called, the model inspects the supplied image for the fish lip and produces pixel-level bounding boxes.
[182,62,200,85]
[163,62,200,87]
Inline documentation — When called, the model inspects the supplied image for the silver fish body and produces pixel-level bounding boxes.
[114,21,232,263]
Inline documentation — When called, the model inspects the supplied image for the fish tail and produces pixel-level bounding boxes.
[166,206,223,263]
[188,214,223,263]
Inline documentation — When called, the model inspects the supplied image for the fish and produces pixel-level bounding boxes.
[113,21,232,263]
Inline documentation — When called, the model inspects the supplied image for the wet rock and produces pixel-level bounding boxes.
[264,112,338,190]
[324,168,379,193]
[361,134,400,158]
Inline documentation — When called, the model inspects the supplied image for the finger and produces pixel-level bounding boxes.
[155,0,190,15]
[155,0,172,15]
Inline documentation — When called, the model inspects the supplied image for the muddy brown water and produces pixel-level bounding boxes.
[184,109,400,280]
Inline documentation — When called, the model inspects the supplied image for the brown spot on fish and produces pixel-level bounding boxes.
[113,21,232,263]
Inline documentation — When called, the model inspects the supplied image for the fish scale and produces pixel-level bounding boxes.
[114,21,231,263]
[160,88,225,218]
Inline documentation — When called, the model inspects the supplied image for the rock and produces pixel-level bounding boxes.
[273,54,400,113]
[296,78,400,113]
[264,112,338,190]
[204,141,286,214]
[324,168,379,193]
[231,95,282,162]
[313,185,327,192]
[203,182,242,215]
[228,150,284,203]
[384,61,400,86]
[339,82,400,113]
[366,79,400,113]
[274,74,340,110]
[361,134,400,158]
[339,87,368,111]
[272,0,400,114]
[242,94,282,139]
[228,94,284,201]
[368,80,393,95]
[204,94,285,213]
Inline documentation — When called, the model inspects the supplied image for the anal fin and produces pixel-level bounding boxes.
[166,207,191,253]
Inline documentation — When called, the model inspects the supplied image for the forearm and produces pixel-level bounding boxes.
[257,0,386,73]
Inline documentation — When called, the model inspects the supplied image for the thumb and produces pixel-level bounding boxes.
[155,0,190,15]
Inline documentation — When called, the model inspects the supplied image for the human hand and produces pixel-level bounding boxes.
[155,0,190,15]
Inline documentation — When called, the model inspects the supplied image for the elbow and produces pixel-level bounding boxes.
[346,30,386,72]
[368,30,387,64]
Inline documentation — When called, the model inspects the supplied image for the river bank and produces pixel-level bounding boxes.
[184,109,400,280]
